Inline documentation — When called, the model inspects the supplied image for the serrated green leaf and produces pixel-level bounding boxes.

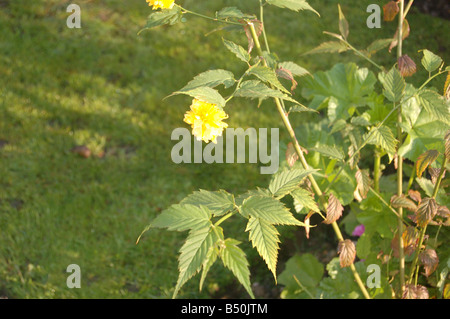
[310,144,345,161]
[235,188,272,206]
[220,239,255,299]
[170,86,226,108]
[365,125,398,158]
[180,189,235,217]
[179,70,236,92]
[366,38,392,55]
[235,80,312,110]
[223,38,250,63]
[248,66,291,94]
[138,6,183,34]
[150,204,212,232]
[268,168,316,198]
[291,188,320,213]
[278,61,310,77]
[378,67,405,103]
[241,195,304,226]
[338,4,349,40]
[246,216,280,281]
[416,149,440,178]
[266,0,320,16]
[278,253,324,294]
[199,245,219,292]
[304,41,349,55]
[173,226,217,298]
[302,63,377,122]
[415,89,450,125]
[390,194,418,212]
[421,49,443,73]
[216,7,254,20]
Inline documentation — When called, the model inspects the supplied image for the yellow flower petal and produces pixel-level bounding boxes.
[146,0,175,10]
[183,99,228,144]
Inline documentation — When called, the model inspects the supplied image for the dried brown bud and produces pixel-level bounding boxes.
[338,239,356,268]
[383,1,399,21]
[398,55,416,77]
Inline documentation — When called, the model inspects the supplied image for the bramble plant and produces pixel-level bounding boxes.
[137,0,450,299]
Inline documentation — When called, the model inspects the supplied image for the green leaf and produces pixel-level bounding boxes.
[356,233,372,260]
[173,226,217,298]
[268,168,315,198]
[138,6,183,34]
[356,193,397,238]
[150,204,212,232]
[378,67,405,103]
[365,125,398,158]
[304,41,349,55]
[241,195,304,226]
[235,80,313,110]
[366,38,393,55]
[278,253,324,297]
[338,4,349,40]
[415,89,450,125]
[180,189,235,217]
[170,86,226,108]
[216,7,254,20]
[179,70,236,92]
[199,245,219,292]
[291,188,320,213]
[223,38,250,63]
[266,0,320,16]
[302,63,377,122]
[398,93,449,161]
[421,49,443,73]
[310,144,345,162]
[278,61,310,78]
[220,239,255,299]
[416,149,440,178]
[248,66,291,94]
[390,194,418,212]
[246,216,280,281]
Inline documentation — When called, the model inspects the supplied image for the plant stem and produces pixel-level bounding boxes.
[373,148,381,192]
[324,103,400,194]
[403,0,414,19]
[259,0,271,54]
[248,19,371,300]
[395,0,406,296]
[337,36,384,71]
[407,156,448,284]
[178,5,243,26]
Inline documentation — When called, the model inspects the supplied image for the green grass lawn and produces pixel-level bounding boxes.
[0,0,448,298]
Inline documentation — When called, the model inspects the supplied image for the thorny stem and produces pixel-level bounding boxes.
[396,0,406,295]
[249,17,371,299]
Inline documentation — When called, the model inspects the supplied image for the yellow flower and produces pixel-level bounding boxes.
[184,99,228,144]
[146,0,175,10]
